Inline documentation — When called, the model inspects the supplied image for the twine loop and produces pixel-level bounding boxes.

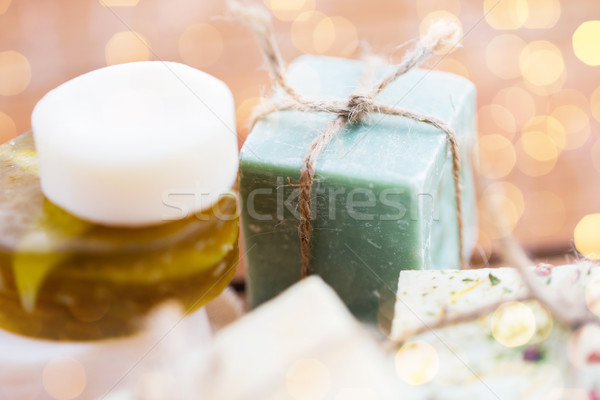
[231,1,465,278]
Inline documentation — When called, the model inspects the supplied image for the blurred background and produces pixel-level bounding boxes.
[0,0,599,268]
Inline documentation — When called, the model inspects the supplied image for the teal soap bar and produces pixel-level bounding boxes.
[239,55,477,323]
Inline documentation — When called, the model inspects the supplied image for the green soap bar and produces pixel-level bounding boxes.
[240,55,477,323]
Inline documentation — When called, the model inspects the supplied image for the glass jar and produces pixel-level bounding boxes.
[0,132,239,341]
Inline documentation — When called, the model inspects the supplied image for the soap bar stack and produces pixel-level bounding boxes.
[106,277,404,400]
[240,55,478,323]
[106,264,600,400]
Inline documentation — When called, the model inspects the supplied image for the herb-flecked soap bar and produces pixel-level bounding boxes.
[240,55,477,323]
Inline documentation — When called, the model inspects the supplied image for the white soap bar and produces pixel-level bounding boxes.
[391,264,600,340]
[107,277,404,400]
[389,264,600,399]
[31,61,238,226]
[194,276,401,399]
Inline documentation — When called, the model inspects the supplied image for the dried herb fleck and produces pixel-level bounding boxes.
[489,273,501,286]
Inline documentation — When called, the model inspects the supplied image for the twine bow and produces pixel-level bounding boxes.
[230,1,465,278]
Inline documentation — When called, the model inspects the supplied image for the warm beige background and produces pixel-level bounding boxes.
[1,0,599,265]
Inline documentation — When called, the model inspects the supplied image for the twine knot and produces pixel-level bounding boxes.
[230,0,466,278]
[420,19,462,54]
[346,94,374,124]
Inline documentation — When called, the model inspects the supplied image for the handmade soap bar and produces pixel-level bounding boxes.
[388,264,600,399]
[107,277,403,399]
[32,61,238,227]
[240,55,477,322]
[390,265,580,340]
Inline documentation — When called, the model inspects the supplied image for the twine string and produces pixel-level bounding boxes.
[231,1,465,278]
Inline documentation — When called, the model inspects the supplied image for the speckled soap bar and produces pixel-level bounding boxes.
[239,55,477,323]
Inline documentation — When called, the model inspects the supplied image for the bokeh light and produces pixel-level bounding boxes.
[526,300,554,344]
[591,86,600,123]
[520,115,565,161]
[484,0,528,30]
[520,131,559,161]
[478,134,516,179]
[482,181,524,235]
[493,86,536,127]
[286,358,331,400]
[43,357,87,400]
[264,0,316,22]
[291,11,332,54]
[435,58,470,79]
[515,138,558,177]
[235,81,274,135]
[526,71,566,96]
[520,41,565,88]
[419,11,463,54]
[550,105,590,150]
[478,104,517,139]
[547,88,590,112]
[415,0,460,19]
[490,301,536,347]
[574,214,600,260]
[290,13,359,57]
[524,0,561,29]
[105,31,152,66]
[320,16,358,57]
[236,96,261,133]
[291,13,361,56]
[485,34,527,80]
[179,24,223,68]
[572,21,600,66]
[524,191,565,237]
[0,112,16,142]
[593,139,600,174]
[0,0,11,14]
[525,115,565,150]
[100,0,139,6]
[0,50,32,96]
[484,181,525,216]
[395,340,439,385]
[311,17,336,54]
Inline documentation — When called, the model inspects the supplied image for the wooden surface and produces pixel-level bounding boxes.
[1,0,599,267]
